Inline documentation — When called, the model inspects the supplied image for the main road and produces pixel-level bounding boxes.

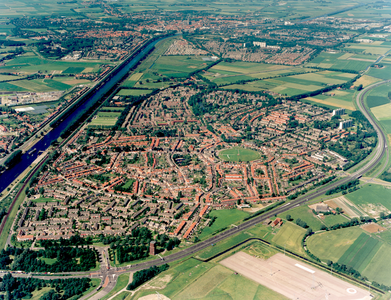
[75,80,391,299]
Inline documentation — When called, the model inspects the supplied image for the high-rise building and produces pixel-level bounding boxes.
[339,119,353,130]
[150,240,156,256]
[333,108,345,116]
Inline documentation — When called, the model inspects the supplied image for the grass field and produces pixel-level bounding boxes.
[303,88,356,110]
[322,214,349,227]
[271,222,306,256]
[338,232,381,272]
[361,244,391,286]
[307,227,363,262]
[31,197,58,203]
[218,147,260,162]
[345,184,391,213]
[278,206,323,231]
[222,71,354,97]
[117,89,153,96]
[198,209,249,239]
[367,64,391,80]
[306,51,375,71]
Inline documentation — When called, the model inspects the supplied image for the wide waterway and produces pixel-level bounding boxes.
[0,36,168,193]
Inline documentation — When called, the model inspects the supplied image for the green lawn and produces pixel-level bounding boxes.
[199,209,249,239]
[117,89,152,96]
[38,257,57,265]
[322,214,349,228]
[306,227,363,262]
[271,222,306,256]
[31,197,58,203]
[218,147,260,162]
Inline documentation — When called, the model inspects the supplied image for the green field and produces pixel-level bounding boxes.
[272,222,306,256]
[222,71,354,97]
[218,147,260,162]
[361,244,391,286]
[306,51,375,71]
[338,233,381,272]
[307,227,363,262]
[199,209,249,239]
[345,185,391,213]
[278,206,323,231]
[117,89,153,96]
[32,197,59,203]
[131,257,287,300]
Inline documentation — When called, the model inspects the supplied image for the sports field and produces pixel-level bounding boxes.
[89,112,120,127]
[218,147,260,162]
[221,252,371,300]
[272,222,306,256]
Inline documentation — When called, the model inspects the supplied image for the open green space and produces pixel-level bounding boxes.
[338,232,381,272]
[199,209,249,239]
[31,197,58,203]
[345,184,391,212]
[307,227,363,262]
[362,244,391,286]
[306,51,374,71]
[322,214,349,227]
[38,257,57,265]
[218,147,260,162]
[271,222,307,256]
[117,89,153,96]
[278,206,323,231]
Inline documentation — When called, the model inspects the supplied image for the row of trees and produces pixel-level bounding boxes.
[325,179,359,195]
[127,264,169,290]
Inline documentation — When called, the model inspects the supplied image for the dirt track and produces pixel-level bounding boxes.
[220,252,372,300]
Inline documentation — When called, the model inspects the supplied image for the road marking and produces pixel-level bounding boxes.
[295,263,315,274]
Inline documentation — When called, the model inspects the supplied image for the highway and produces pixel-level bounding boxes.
[5,81,390,299]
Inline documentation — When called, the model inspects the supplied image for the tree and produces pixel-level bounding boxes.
[286,214,292,221]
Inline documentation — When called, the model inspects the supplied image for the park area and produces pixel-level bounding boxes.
[88,111,121,128]
[218,147,260,162]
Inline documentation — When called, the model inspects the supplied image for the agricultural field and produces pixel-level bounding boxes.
[337,232,381,272]
[0,53,102,75]
[344,42,391,56]
[306,51,376,71]
[271,222,307,256]
[303,88,357,111]
[307,227,363,262]
[222,71,355,97]
[198,209,249,239]
[131,256,287,300]
[202,61,313,85]
[362,244,391,286]
[345,184,391,216]
[367,63,391,80]
[218,147,260,162]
